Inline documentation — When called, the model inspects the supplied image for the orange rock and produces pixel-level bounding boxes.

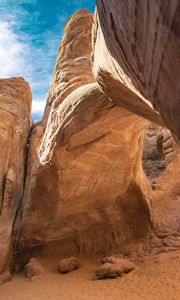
[0,77,32,280]
[57,257,80,274]
[24,258,45,279]
[17,10,151,261]
[95,258,135,279]
[93,1,180,142]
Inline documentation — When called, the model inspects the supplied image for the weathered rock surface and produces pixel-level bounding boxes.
[93,0,180,141]
[42,9,94,126]
[95,258,135,279]
[149,149,180,253]
[157,129,179,165]
[0,77,31,282]
[16,9,151,265]
[142,123,166,181]
[18,83,150,258]
[92,2,180,255]
[57,257,80,274]
[101,254,124,264]
[24,258,45,279]
[0,4,179,283]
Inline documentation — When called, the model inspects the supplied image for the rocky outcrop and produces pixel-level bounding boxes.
[18,83,151,261]
[42,9,94,126]
[148,148,180,253]
[14,10,152,267]
[93,0,180,142]
[0,4,179,283]
[92,1,180,254]
[0,77,31,282]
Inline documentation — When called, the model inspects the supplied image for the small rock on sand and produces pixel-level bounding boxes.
[57,257,80,274]
[24,258,45,279]
[96,257,135,279]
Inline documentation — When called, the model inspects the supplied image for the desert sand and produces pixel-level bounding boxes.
[1,250,180,300]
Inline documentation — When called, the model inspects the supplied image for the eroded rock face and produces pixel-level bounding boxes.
[16,9,151,265]
[92,2,180,255]
[142,123,166,181]
[149,149,180,253]
[93,1,180,142]
[0,77,31,282]
[19,83,150,258]
[1,5,178,279]
[42,9,94,126]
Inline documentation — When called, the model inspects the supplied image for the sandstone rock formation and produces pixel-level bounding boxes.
[0,77,32,282]
[92,1,180,255]
[0,3,179,285]
[15,9,151,267]
[93,0,180,142]
[149,148,180,253]
[142,123,166,181]
[42,9,94,126]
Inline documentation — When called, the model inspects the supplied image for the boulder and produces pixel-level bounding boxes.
[57,257,80,274]
[24,258,44,279]
[101,253,124,264]
[95,258,135,279]
[101,255,125,264]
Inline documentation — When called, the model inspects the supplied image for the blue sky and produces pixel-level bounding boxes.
[0,0,95,120]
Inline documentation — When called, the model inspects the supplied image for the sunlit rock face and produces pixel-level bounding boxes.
[0,77,32,282]
[42,9,94,127]
[93,0,180,142]
[17,9,151,262]
[0,3,178,278]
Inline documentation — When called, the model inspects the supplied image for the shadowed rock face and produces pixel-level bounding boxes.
[94,0,180,142]
[142,123,166,182]
[0,77,32,282]
[149,149,180,253]
[16,10,151,263]
[92,1,180,253]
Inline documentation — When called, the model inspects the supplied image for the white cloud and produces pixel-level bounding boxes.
[0,20,29,78]
[0,1,74,120]
[32,99,46,115]
[0,17,52,119]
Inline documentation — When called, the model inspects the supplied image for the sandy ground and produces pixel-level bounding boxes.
[1,250,180,300]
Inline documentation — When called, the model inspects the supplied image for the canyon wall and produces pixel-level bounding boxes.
[94,0,180,141]
[15,9,151,265]
[0,78,32,282]
[92,0,180,254]
[0,2,179,281]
